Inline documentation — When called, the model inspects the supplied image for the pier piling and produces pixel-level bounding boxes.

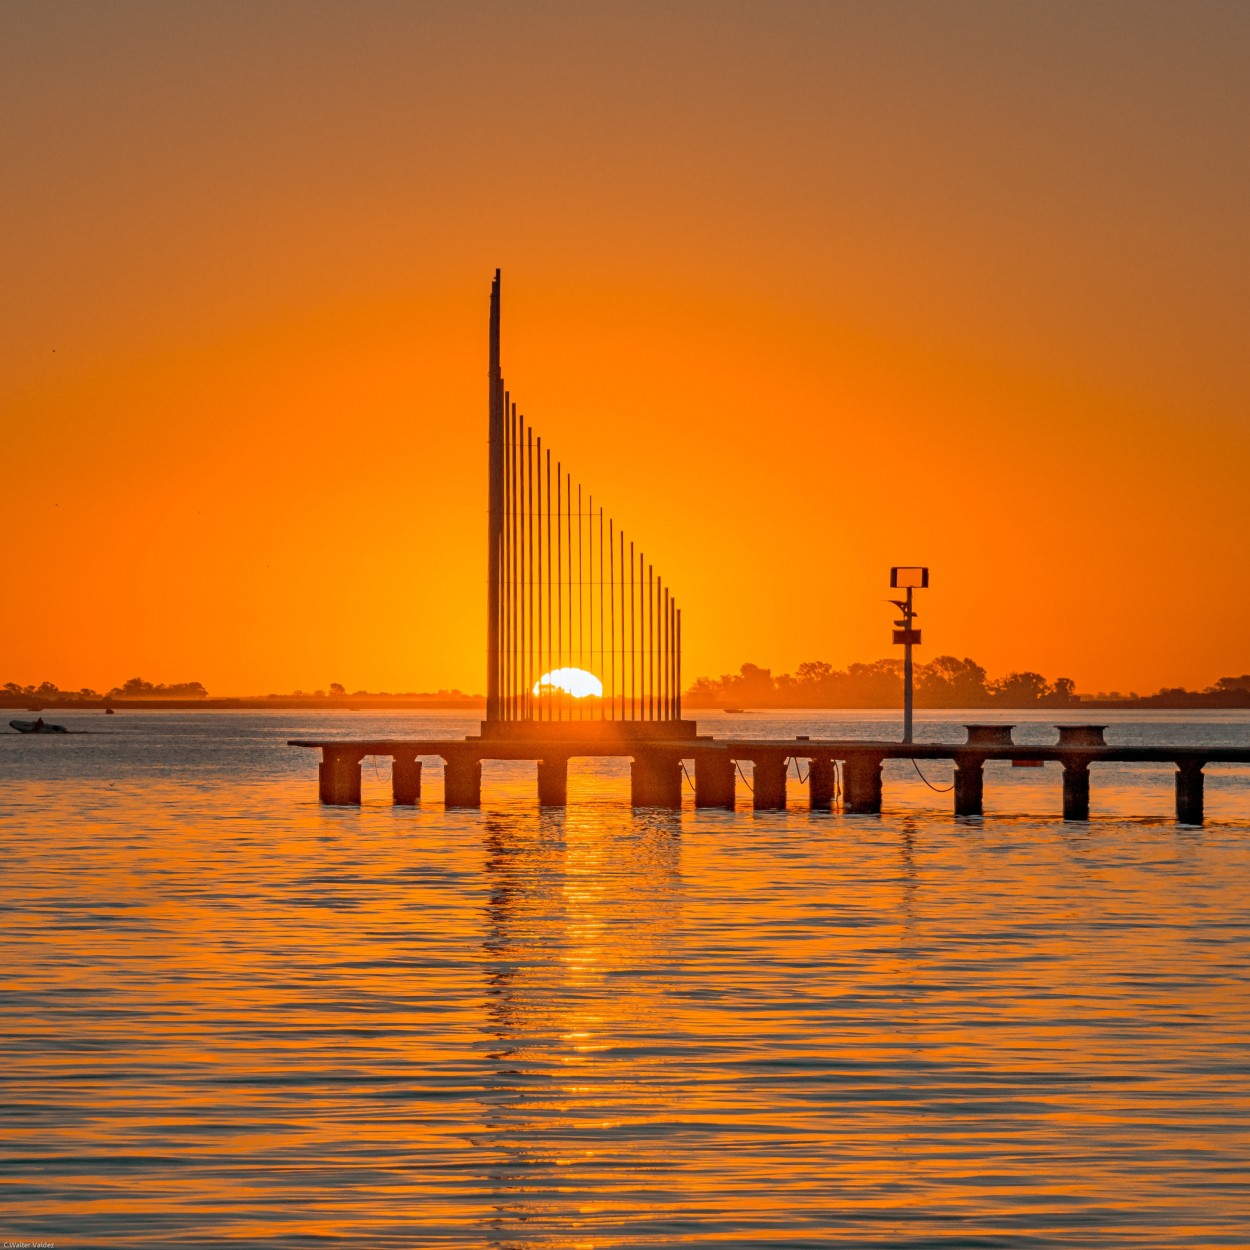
[752,757,788,811]
[444,755,483,808]
[392,754,422,805]
[319,748,363,806]
[844,754,884,814]
[954,757,984,817]
[537,756,569,807]
[631,751,682,807]
[1175,761,1205,825]
[694,753,736,808]
[808,758,836,811]
[1062,759,1091,821]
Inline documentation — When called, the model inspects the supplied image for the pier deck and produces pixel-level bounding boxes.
[289,726,1250,825]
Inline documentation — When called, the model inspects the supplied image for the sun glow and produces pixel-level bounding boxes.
[533,668,603,698]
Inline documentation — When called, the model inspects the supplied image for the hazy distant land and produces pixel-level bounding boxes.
[6,659,1250,712]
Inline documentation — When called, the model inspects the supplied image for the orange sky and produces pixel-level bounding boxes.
[4,1,1248,696]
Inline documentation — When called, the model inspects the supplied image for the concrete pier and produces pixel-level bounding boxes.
[291,728,1246,825]
[695,753,735,808]
[752,756,788,811]
[537,756,568,807]
[953,757,984,817]
[808,758,836,811]
[843,755,884,814]
[1176,760,1204,825]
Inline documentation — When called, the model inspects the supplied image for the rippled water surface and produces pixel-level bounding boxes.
[3,710,1249,1247]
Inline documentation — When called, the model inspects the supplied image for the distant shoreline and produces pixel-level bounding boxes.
[5,696,1250,713]
[1,698,487,712]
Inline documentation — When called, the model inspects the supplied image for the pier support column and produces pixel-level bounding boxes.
[1062,759,1090,821]
[537,756,569,807]
[953,756,984,817]
[694,753,735,808]
[392,754,422,806]
[809,758,836,812]
[631,752,682,808]
[753,757,788,811]
[443,755,482,809]
[1175,760,1205,825]
[319,747,363,806]
[843,755,883,814]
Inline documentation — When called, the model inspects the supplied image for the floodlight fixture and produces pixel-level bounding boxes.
[891,566,929,589]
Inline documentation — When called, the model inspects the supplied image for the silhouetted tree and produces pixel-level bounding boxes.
[915,655,988,706]
[990,671,1051,705]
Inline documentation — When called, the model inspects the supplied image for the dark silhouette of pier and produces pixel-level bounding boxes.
[290,272,1248,825]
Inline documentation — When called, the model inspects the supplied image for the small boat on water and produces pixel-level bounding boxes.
[722,707,747,714]
[10,718,68,734]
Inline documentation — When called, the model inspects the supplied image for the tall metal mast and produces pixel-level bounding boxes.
[487,269,504,721]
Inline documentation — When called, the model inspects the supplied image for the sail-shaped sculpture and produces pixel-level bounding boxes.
[483,271,690,739]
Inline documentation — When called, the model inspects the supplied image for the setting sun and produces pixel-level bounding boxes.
[533,668,603,699]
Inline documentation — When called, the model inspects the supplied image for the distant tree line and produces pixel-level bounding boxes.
[262,683,477,701]
[2,677,208,702]
[685,658,1250,709]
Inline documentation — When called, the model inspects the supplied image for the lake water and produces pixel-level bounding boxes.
[3,709,1249,1247]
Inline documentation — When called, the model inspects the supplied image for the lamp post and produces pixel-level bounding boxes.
[890,566,928,744]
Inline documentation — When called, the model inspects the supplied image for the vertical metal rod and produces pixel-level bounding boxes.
[560,462,565,720]
[576,483,583,675]
[511,408,519,718]
[537,438,545,720]
[587,494,594,717]
[511,403,519,719]
[566,472,572,721]
[676,607,682,719]
[655,576,662,719]
[503,395,511,719]
[609,519,615,719]
[487,271,503,722]
[663,585,669,719]
[546,450,553,721]
[670,596,677,720]
[598,506,604,720]
[629,540,635,718]
[586,493,594,719]
[525,425,533,717]
[650,562,660,720]
[515,419,523,719]
[621,530,628,720]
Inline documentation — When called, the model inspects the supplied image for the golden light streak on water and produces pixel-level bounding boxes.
[1,709,1248,1245]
